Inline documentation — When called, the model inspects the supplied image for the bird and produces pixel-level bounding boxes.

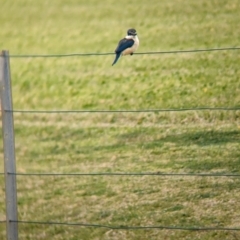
[112,28,139,66]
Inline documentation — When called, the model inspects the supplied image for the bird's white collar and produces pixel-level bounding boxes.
[125,35,137,39]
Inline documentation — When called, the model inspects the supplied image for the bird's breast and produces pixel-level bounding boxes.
[122,48,134,55]
[135,36,140,47]
[122,37,139,56]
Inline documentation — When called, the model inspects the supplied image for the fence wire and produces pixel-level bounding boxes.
[8,46,240,58]
[5,106,240,114]
[7,172,240,177]
[12,220,240,231]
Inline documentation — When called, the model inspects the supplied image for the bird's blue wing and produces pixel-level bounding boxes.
[115,38,134,53]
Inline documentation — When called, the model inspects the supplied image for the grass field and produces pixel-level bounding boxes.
[1,0,240,239]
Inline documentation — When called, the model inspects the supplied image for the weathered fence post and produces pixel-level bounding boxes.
[0,50,18,240]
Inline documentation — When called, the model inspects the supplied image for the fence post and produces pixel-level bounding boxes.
[0,50,18,240]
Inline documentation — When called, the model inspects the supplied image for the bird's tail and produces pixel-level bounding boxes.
[112,53,121,66]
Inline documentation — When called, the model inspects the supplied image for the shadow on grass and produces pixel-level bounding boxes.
[119,129,240,147]
[74,129,240,155]
[117,129,240,172]
[166,129,239,146]
[21,127,240,172]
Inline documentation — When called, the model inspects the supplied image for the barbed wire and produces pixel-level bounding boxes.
[12,220,240,231]
[7,172,240,177]
[5,106,240,114]
[7,47,240,58]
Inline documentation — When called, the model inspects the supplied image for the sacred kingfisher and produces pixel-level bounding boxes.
[112,28,139,66]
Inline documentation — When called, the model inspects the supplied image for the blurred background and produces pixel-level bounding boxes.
[0,1,240,239]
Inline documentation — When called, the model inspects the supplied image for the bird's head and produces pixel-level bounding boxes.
[127,28,137,36]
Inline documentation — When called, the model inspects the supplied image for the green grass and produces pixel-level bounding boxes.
[1,0,240,239]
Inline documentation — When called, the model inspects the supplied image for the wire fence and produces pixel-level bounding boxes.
[6,106,240,113]
[9,220,240,231]
[1,47,240,238]
[8,46,240,58]
[1,169,240,178]
[6,172,240,177]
